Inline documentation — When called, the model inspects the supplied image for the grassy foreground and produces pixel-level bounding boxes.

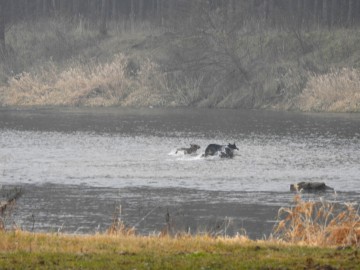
[2,194,360,269]
[0,231,359,269]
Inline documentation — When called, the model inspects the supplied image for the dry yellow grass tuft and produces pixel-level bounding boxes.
[274,195,360,246]
[107,205,135,236]
[297,68,360,112]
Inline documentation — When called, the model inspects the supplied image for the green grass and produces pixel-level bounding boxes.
[0,231,359,269]
[2,193,360,269]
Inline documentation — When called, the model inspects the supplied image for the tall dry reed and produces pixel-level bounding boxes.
[107,205,135,236]
[297,68,360,112]
[274,195,360,246]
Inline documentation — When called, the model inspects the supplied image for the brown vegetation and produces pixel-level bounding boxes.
[1,2,360,111]
[274,195,360,246]
[0,187,22,231]
[107,205,135,236]
[297,68,360,112]
[1,54,173,107]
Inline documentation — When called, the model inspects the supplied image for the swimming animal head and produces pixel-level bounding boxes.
[190,144,200,151]
[176,144,200,154]
[227,142,239,151]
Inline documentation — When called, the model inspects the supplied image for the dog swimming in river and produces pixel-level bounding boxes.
[204,143,239,158]
[176,144,201,155]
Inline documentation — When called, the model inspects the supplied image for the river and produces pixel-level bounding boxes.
[0,107,359,238]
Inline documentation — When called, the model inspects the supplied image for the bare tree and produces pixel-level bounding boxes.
[0,1,5,53]
[110,0,118,20]
[314,0,319,25]
[348,0,354,26]
[99,0,108,35]
[330,0,336,27]
[157,0,163,26]
[322,0,328,26]
[130,0,135,32]
[72,0,80,17]
[138,0,144,21]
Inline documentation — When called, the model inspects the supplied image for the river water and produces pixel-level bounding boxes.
[0,107,359,238]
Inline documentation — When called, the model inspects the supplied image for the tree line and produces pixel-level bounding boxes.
[1,0,360,52]
[2,0,360,27]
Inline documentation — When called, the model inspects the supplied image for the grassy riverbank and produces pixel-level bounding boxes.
[1,194,360,269]
[0,231,359,269]
[0,17,360,112]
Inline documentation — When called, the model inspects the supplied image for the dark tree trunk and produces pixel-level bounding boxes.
[73,0,80,16]
[348,0,354,26]
[151,0,156,20]
[263,0,269,22]
[330,0,337,27]
[36,0,43,16]
[0,1,5,53]
[99,0,108,35]
[43,0,48,15]
[339,0,347,26]
[111,0,118,20]
[157,0,163,26]
[302,0,309,27]
[138,0,144,21]
[322,0,328,26]
[314,0,319,24]
[268,0,274,21]
[130,0,135,32]
[168,0,174,24]
[289,0,295,19]
[23,0,29,18]
[297,0,304,26]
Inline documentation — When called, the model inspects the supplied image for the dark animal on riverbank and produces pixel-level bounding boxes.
[204,143,239,158]
[290,182,334,193]
[176,144,200,154]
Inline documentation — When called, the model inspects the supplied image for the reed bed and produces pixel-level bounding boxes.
[0,54,174,107]
[297,68,360,112]
[274,195,360,247]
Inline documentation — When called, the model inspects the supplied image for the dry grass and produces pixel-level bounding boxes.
[297,68,360,112]
[0,187,22,232]
[0,16,175,107]
[0,54,173,107]
[107,205,135,236]
[0,230,252,255]
[274,195,360,246]
[2,17,360,111]
[2,196,360,269]
[1,227,359,269]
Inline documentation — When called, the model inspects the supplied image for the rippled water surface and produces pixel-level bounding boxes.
[0,108,359,238]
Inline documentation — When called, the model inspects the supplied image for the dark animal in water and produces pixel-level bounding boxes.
[204,143,239,158]
[176,144,200,154]
[290,182,334,193]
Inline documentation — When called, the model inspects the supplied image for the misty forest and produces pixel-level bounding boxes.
[0,0,360,112]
